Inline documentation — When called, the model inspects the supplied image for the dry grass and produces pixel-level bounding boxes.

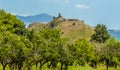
[28,17,95,42]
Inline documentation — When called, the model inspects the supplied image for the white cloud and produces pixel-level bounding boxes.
[17,14,28,16]
[75,4,90,9]
[11,12,28,16]
[11,12,17,15]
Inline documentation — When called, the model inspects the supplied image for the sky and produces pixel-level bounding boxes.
[0,0,120,30]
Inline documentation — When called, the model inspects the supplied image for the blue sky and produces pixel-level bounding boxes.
[0,0,120,29]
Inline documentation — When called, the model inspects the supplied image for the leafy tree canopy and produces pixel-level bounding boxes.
[91,24,110,43]
[0,10,25,35]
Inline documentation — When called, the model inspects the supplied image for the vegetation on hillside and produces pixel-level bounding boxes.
[0,10,120,70]
[28,14,94,42]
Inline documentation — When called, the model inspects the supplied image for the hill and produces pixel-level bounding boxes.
[28,22,46,30]
[28,16,94,42]
[16,13,53,25]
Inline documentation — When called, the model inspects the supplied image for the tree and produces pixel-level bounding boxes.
[39,29,61,70]
[101,38,120,70]
[0,9,29,70]
[91,24,110,43]
[73,39,95,66]
[26,29,45,70]
[0,32,30,70]
[0,33,12,70]
[0,9,25,35]
[58,13,62,18]
[57,39,73,70]
[26,29,64,70]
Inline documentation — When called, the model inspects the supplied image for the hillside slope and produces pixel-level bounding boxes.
[48,17,94,41]
[28,16,94,42]
[28,22,46,30]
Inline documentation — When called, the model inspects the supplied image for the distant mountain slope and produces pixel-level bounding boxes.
[28,16,94,42]
[16,13,53,25]
[108,30,120,40]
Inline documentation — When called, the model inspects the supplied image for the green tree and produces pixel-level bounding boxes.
[74,39,95,66]
[26,29,63,70]
[101,38,120,70]
[0,9,29,70]
[0,10,25,35]
[25,29,44,70]
[91,24,110,43]
[57,39,73,70]
[39,29,61,70]
[0,33,12,70]
[0,32,30,70]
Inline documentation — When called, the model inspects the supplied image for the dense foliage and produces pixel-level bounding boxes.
[0,10,120,70]
[91,24,110,43]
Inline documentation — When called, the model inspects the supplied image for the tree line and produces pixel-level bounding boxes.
[0,10,120,70]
